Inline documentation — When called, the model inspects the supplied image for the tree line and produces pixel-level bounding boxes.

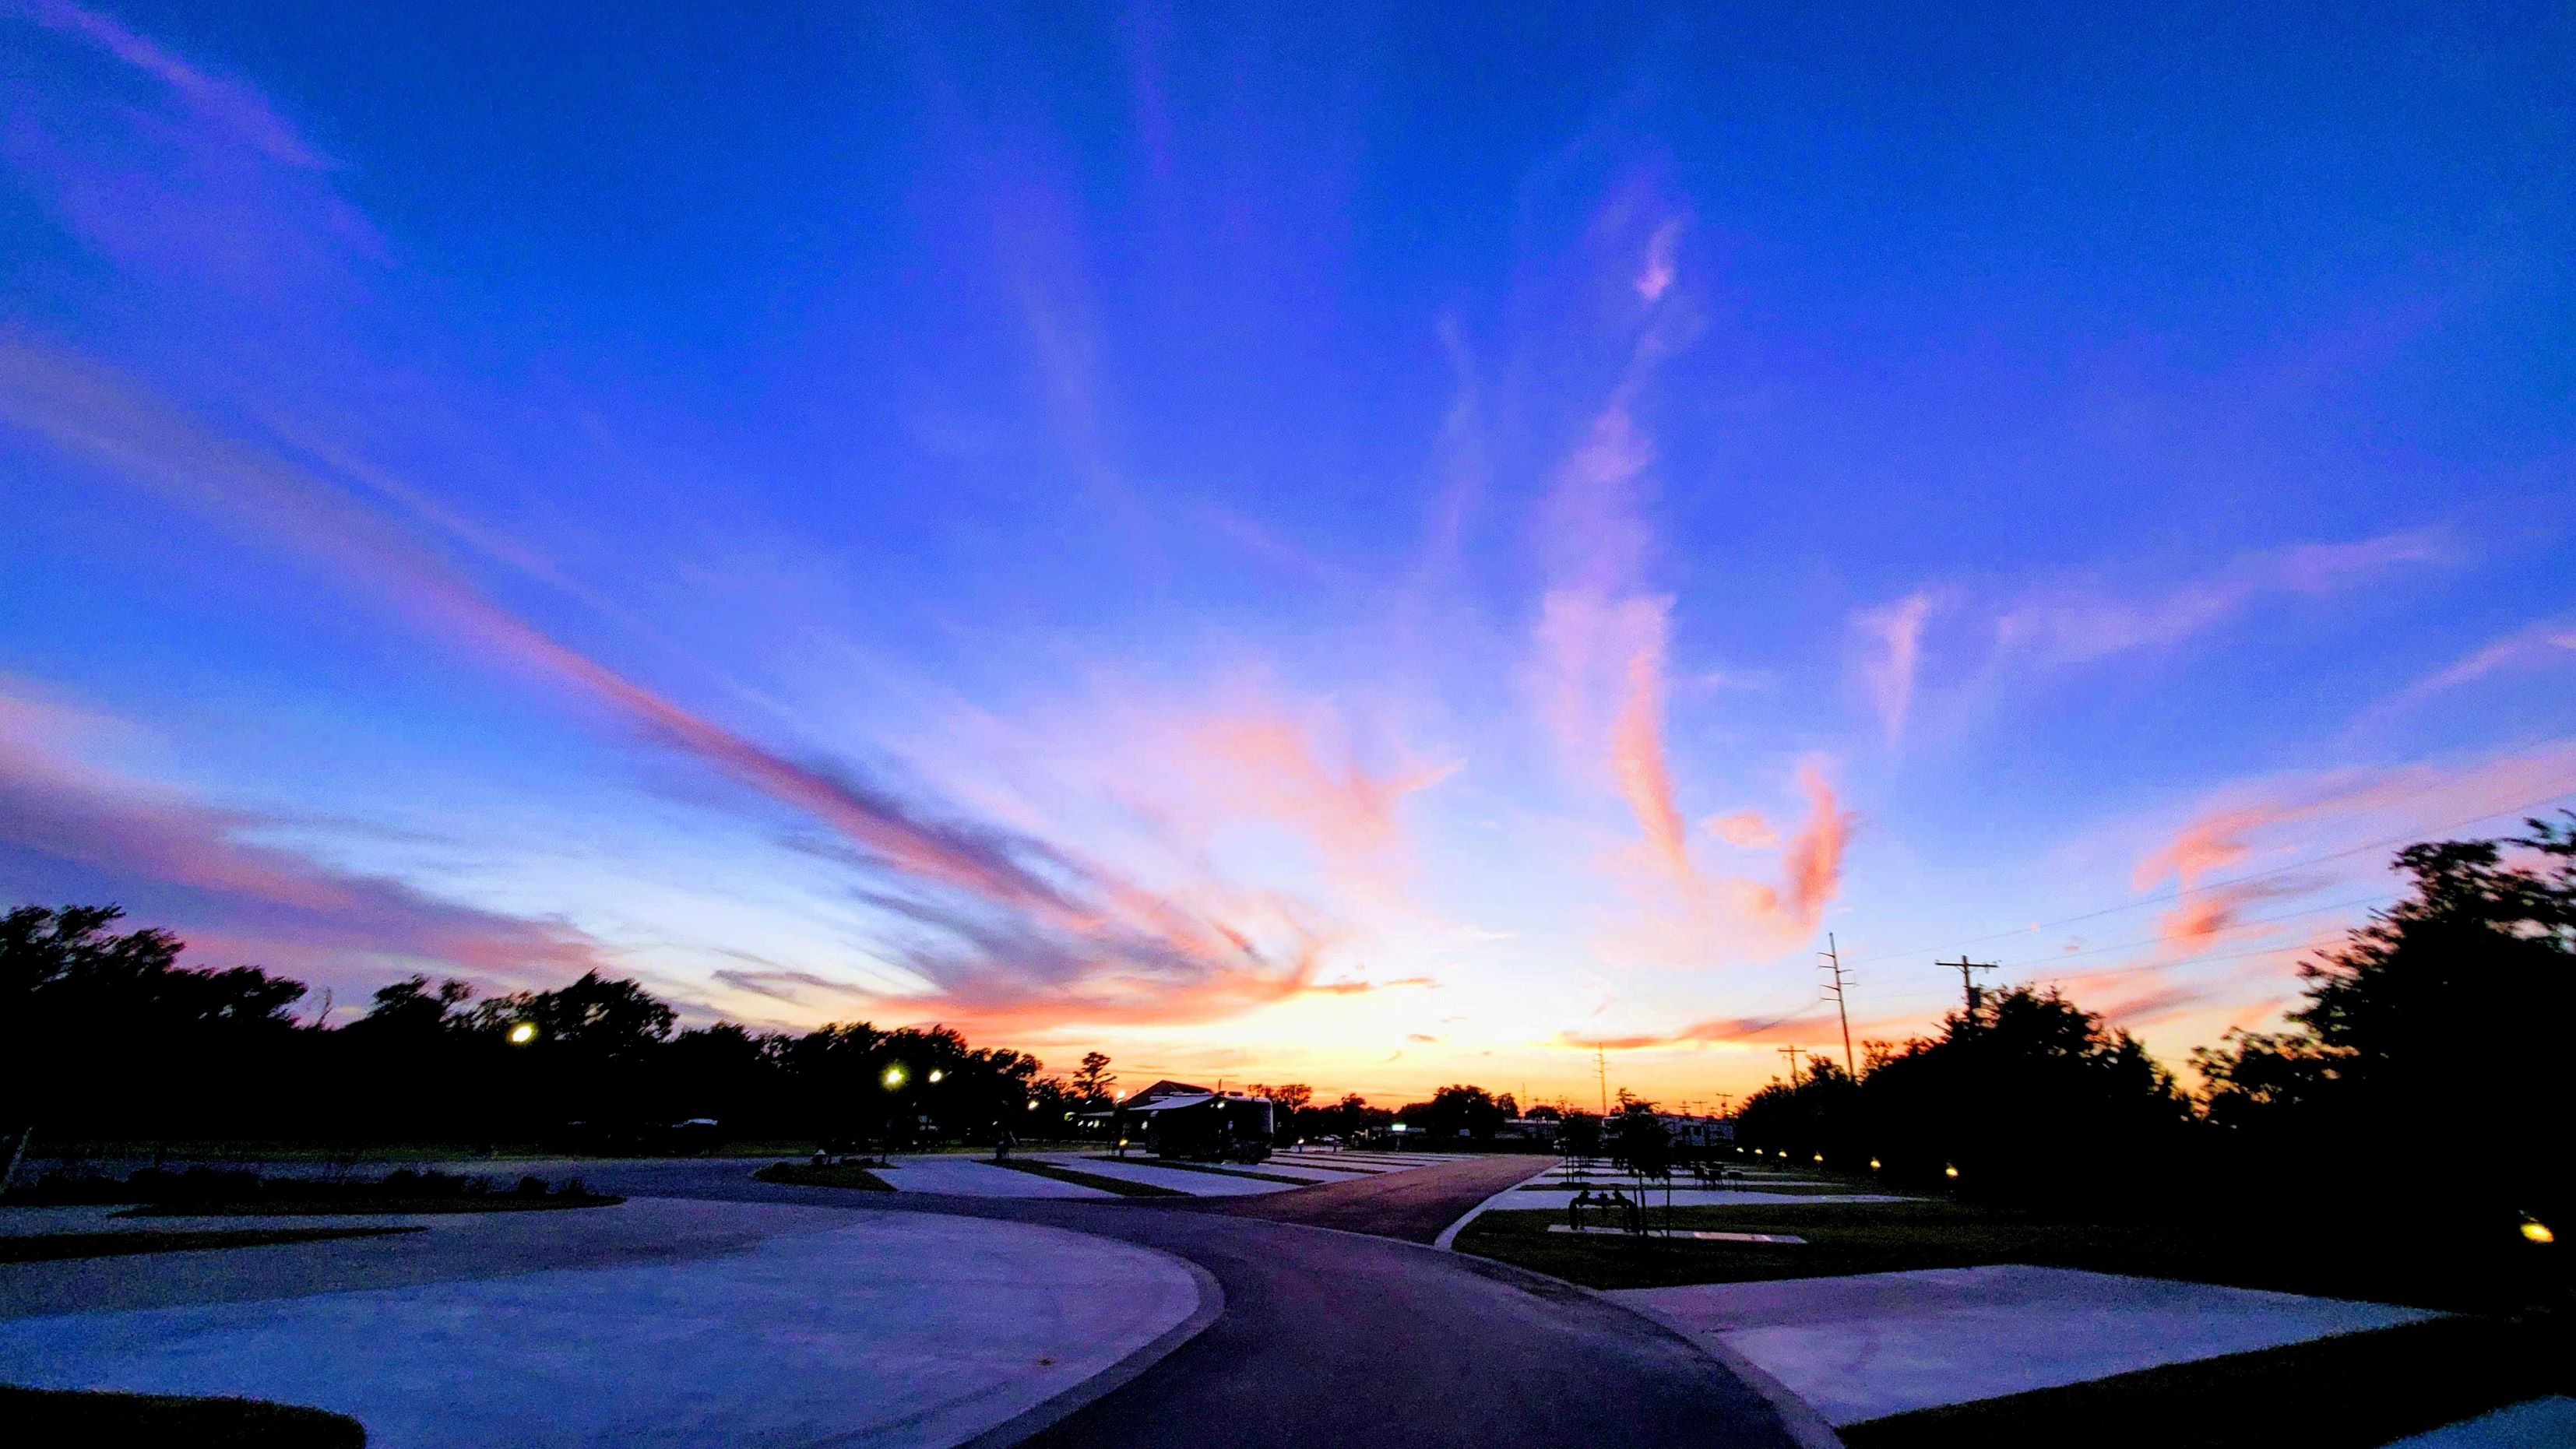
[1727,818,2571,1232]
[0,906,1118,1155]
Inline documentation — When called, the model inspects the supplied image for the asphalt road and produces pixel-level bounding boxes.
[580,1155,1806,1449]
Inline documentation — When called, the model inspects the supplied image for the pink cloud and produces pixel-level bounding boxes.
[1635,219,1682,303]
[1184,706,1457,866]
[0,688,610,995]
[1705,811,1779,848]
[0,342,1341,1031]
[1856,591,1935,745]
[1611,638,1691,880]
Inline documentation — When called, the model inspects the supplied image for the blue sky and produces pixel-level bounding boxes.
[3,1,2571,1106]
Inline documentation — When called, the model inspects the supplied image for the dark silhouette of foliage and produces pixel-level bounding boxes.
[2195,815,2574,1227]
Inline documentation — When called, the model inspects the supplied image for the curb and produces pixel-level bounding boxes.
[1436,1200,1846,1449]
[958,1251,1226,1449]
[1429,1157,1558,1250]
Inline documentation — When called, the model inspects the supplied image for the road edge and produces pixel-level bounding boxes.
[1441,1223,1847,1449]
[957,1250,1226,1449]
[1427,1156,1557,1250]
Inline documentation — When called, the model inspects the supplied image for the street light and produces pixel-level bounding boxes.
[1944,1163,1960,1180]
[2522,1214,2556,1245]
[1026,1099,1040,1111]
[927,1069,944,1084]
[882,1065,907,1090]
[507,1022,537,1046]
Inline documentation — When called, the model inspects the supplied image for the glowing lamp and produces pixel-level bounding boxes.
[1813,1154,1825,1164]
[2522,1215,2556,1246]
[882,1065,907,1089]
[506,1022,537,1045]
[927,1069,944,1083]
[1869,1158,1882,1171]
[1026,1099,1039,1110]
[1944,1164,1960,1180]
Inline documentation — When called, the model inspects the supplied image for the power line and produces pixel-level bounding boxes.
[1840,781,2576,974]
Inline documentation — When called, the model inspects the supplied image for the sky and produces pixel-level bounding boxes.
[3,2,2573,1111]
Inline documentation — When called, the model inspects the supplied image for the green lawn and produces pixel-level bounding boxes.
[0,1226,423,1263]
[987,1159,1188,1198]
[1840,1316,2571,1449]
[0,1386,365,1447]
[1455,1200,2553,1311]
[753,1162,895,1191]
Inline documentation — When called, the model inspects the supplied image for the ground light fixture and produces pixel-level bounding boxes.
[2522,1213,2557,1245]
[506,1022,537,1045]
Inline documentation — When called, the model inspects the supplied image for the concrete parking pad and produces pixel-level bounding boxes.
[0,1207,1208,1447]
[1609,1264,2439,1425]
[2388,1397,2576,1447]
[880,1155,1111,1198]
[1028,1157,1272,1197]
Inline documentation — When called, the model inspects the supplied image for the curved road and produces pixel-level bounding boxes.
[579,1155,1806,1449]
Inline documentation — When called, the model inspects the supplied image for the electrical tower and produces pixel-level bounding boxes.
[1819,933,1856,1076]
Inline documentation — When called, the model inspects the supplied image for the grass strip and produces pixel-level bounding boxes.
[0,1226,424,1263]
[1455,1200,2550,1310]
[1079,1156,1319,1186]
[987,1159,1189,1198]
[1839,1317,2571,1449]
[1268,1158,1389,1173]
[0,1386,366,1447]
[754,1162,895,1192]
[117,1194,620,1217]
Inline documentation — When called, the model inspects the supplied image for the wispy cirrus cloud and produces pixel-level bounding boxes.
[1997,531,2448,666]
[1855,590,1936,746]
[0,339,1345,1032]
[11,0,330,169]
[0,684,609,995]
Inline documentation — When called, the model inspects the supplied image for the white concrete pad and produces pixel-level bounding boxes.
[2388,1398,2576,1447]
[1608,1264,2440,1426]
[0,1211,1205,1447]
[1027,1157,1275,1197]
[1511,1190,1906,1208]
[882,1155,1110,1198]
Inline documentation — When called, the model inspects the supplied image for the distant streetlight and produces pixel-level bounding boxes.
[1868,1158,1882,1171]
[882,1065,907,1090]
[927,1069,945,1084]
[507,1022,537,1046]
[1813,1154,1825,1164]
[1944,1163,1960,1180]
[1025,1099,1039,1111]
[2522,1214,2557,1245]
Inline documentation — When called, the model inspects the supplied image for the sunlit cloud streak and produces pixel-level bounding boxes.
[0,686,608,993]
[0,340,1343,1029]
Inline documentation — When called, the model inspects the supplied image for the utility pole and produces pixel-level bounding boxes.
[1595,1047,1609,1116]
[1948,957,1997,1018]
[1819,933,1856,1077]
[1776,1044,1805,1086]
[1713,1092,1733,1118]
